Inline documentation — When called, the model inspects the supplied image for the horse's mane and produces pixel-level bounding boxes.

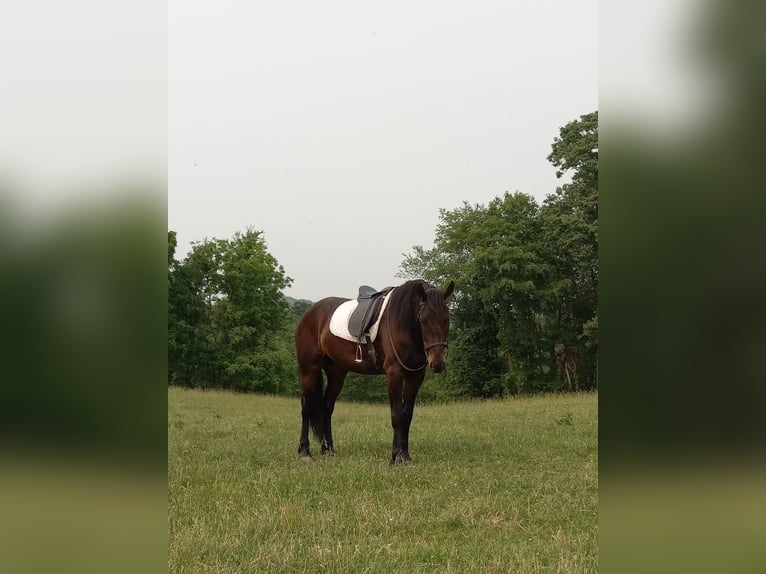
[389,279,438,335]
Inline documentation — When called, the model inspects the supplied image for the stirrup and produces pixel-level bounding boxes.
[355,343,363,363]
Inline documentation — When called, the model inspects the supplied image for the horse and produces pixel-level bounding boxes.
[294,279,454,464]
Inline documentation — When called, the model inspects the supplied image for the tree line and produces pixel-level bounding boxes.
[168,111,597,398]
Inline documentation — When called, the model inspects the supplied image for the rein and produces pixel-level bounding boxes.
[386,301,448,372]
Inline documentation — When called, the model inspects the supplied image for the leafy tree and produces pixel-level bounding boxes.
[288,298,313,321]
[168,231,210,386]
[400,111,598,395]
[168,228,294,392]
[402,192,547,395]
[541,111,598,389]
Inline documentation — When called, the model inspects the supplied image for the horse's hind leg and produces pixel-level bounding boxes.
[298,394,312,458]
[298,362,322,458]
[321,362,348,455]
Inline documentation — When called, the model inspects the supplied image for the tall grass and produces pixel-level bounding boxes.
[168,387,597,573]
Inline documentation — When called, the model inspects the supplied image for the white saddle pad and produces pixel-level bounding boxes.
[329,289,395,343]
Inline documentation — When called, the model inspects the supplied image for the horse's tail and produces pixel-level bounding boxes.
[308,370,324,440]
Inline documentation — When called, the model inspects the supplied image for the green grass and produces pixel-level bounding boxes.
[168,387,597,573]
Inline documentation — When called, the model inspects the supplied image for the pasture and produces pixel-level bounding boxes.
[168,388,597,573]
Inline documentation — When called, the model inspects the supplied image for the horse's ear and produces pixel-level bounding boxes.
[416,281,427,301]
[442,280,455,300]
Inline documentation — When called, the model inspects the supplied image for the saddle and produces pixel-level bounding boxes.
[348,285,393,364]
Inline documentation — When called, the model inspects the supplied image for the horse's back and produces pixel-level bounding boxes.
[299,297,347,325]
[295,297,349,365]
[295,297,348,341]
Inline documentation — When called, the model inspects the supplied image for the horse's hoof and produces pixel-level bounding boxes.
[321,448,336,456]
[298,446,312,459]
[391,452,412,465]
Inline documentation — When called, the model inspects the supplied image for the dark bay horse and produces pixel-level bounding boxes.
[295,279,454,464]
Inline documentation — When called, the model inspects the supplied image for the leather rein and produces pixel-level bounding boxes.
[386,300,448,372]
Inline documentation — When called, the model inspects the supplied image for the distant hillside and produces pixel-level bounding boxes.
[283,295,313,307]
[284,295,313,320]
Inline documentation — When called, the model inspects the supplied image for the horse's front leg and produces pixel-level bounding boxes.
[388,392,406,464]
[387,372,424,464]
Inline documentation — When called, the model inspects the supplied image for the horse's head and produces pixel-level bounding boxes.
[416,280,455,373]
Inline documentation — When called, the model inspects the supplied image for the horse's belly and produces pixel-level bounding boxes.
[319,329,386,375]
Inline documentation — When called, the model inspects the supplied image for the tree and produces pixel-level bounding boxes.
[541,111,598,389]
[400,111,598,395]
[168,231,211,386]
[213,229,294,392]
[402,192,550,395]
[287,298,313,321]
[168,228,295,392]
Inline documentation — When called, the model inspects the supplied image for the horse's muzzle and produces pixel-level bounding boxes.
[425,341,448,373]
[430,361,445,373]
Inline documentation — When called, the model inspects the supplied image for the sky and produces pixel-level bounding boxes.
[168,0,598,301]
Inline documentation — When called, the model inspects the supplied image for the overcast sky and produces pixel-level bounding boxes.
[168,0,597,301]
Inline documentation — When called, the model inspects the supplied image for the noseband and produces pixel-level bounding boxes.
[387,301,448,372]
[424,340,449,351]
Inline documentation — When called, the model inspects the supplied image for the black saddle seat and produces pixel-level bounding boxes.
[348,285,394,341]
[357,285,379,299]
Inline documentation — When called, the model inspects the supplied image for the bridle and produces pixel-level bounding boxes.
[386,299,448,372]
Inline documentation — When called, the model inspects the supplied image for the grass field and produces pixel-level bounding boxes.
[168,387,597,573]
